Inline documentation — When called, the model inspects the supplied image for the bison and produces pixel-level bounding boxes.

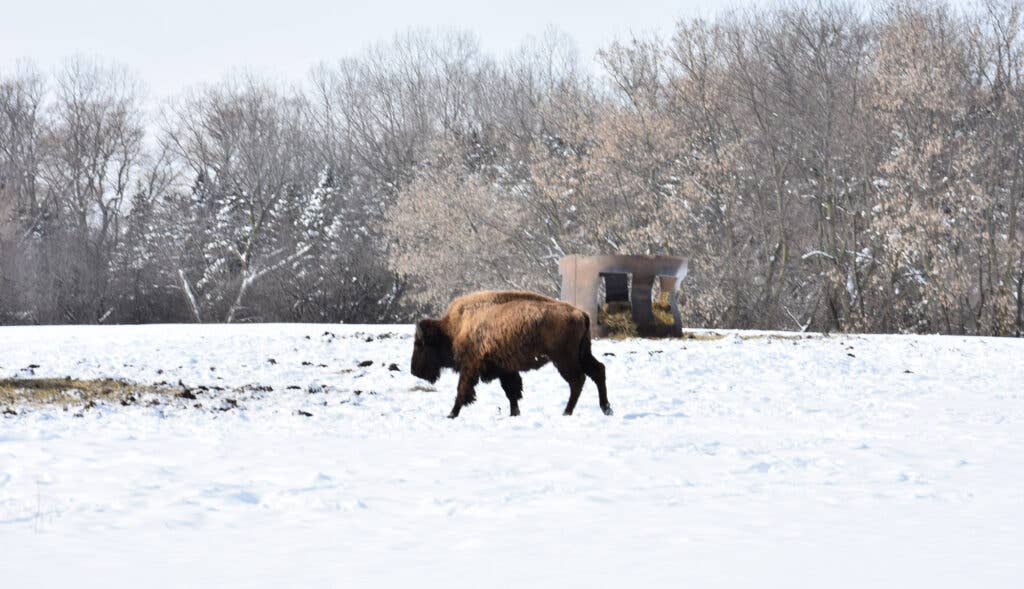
[410,290,612,418]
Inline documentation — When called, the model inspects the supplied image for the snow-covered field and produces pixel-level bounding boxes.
[1,324,1022,588]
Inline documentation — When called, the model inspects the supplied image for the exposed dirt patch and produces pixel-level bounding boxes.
[0,377,364,416]
[0,378,185,408]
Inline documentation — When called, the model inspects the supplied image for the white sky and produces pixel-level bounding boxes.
[1,0,766,99]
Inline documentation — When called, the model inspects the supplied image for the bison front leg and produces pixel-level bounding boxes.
[499,372,523,417]
[554,359,586,416]
[449,370,479,419]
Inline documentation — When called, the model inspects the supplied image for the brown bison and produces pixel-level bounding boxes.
[410,290,612,418]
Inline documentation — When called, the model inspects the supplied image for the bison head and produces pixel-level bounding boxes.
[411,319,453,383]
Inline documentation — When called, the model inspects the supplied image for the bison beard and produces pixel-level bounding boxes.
[409,290,612,418]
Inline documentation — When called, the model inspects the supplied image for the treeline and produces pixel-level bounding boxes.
[2,1,1024,335]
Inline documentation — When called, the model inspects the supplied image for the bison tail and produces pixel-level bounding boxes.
[578,312,595,360]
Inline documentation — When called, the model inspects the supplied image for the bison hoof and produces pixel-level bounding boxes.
[447,412,459,419]
[510,409,520,417]
[562,409,573,416]
[602,406,614,416]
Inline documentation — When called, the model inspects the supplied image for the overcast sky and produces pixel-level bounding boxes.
[0,0,775,99]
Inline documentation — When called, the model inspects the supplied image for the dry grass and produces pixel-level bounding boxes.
[598,293,819,341]
[599,294,678,339]
[679,331,730,341]
[0,378,182,408]
[678,331,818,341]
[599,301,639,338]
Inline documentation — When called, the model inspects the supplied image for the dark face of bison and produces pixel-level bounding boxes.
[411,319,452,383]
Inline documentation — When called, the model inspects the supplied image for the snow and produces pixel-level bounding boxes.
[1,324,1023,587]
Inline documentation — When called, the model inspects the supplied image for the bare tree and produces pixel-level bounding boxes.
[36,58,145,323]
[4,5,1024,334]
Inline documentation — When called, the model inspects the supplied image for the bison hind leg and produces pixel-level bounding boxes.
[581,352,612,416]
[561,373,586,416]
[577,331,612,416]
[553,357,586,416]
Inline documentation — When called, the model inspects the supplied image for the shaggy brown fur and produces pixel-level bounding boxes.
[410,290,612,418]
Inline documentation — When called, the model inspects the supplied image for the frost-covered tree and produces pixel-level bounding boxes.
[161,77,328,322]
